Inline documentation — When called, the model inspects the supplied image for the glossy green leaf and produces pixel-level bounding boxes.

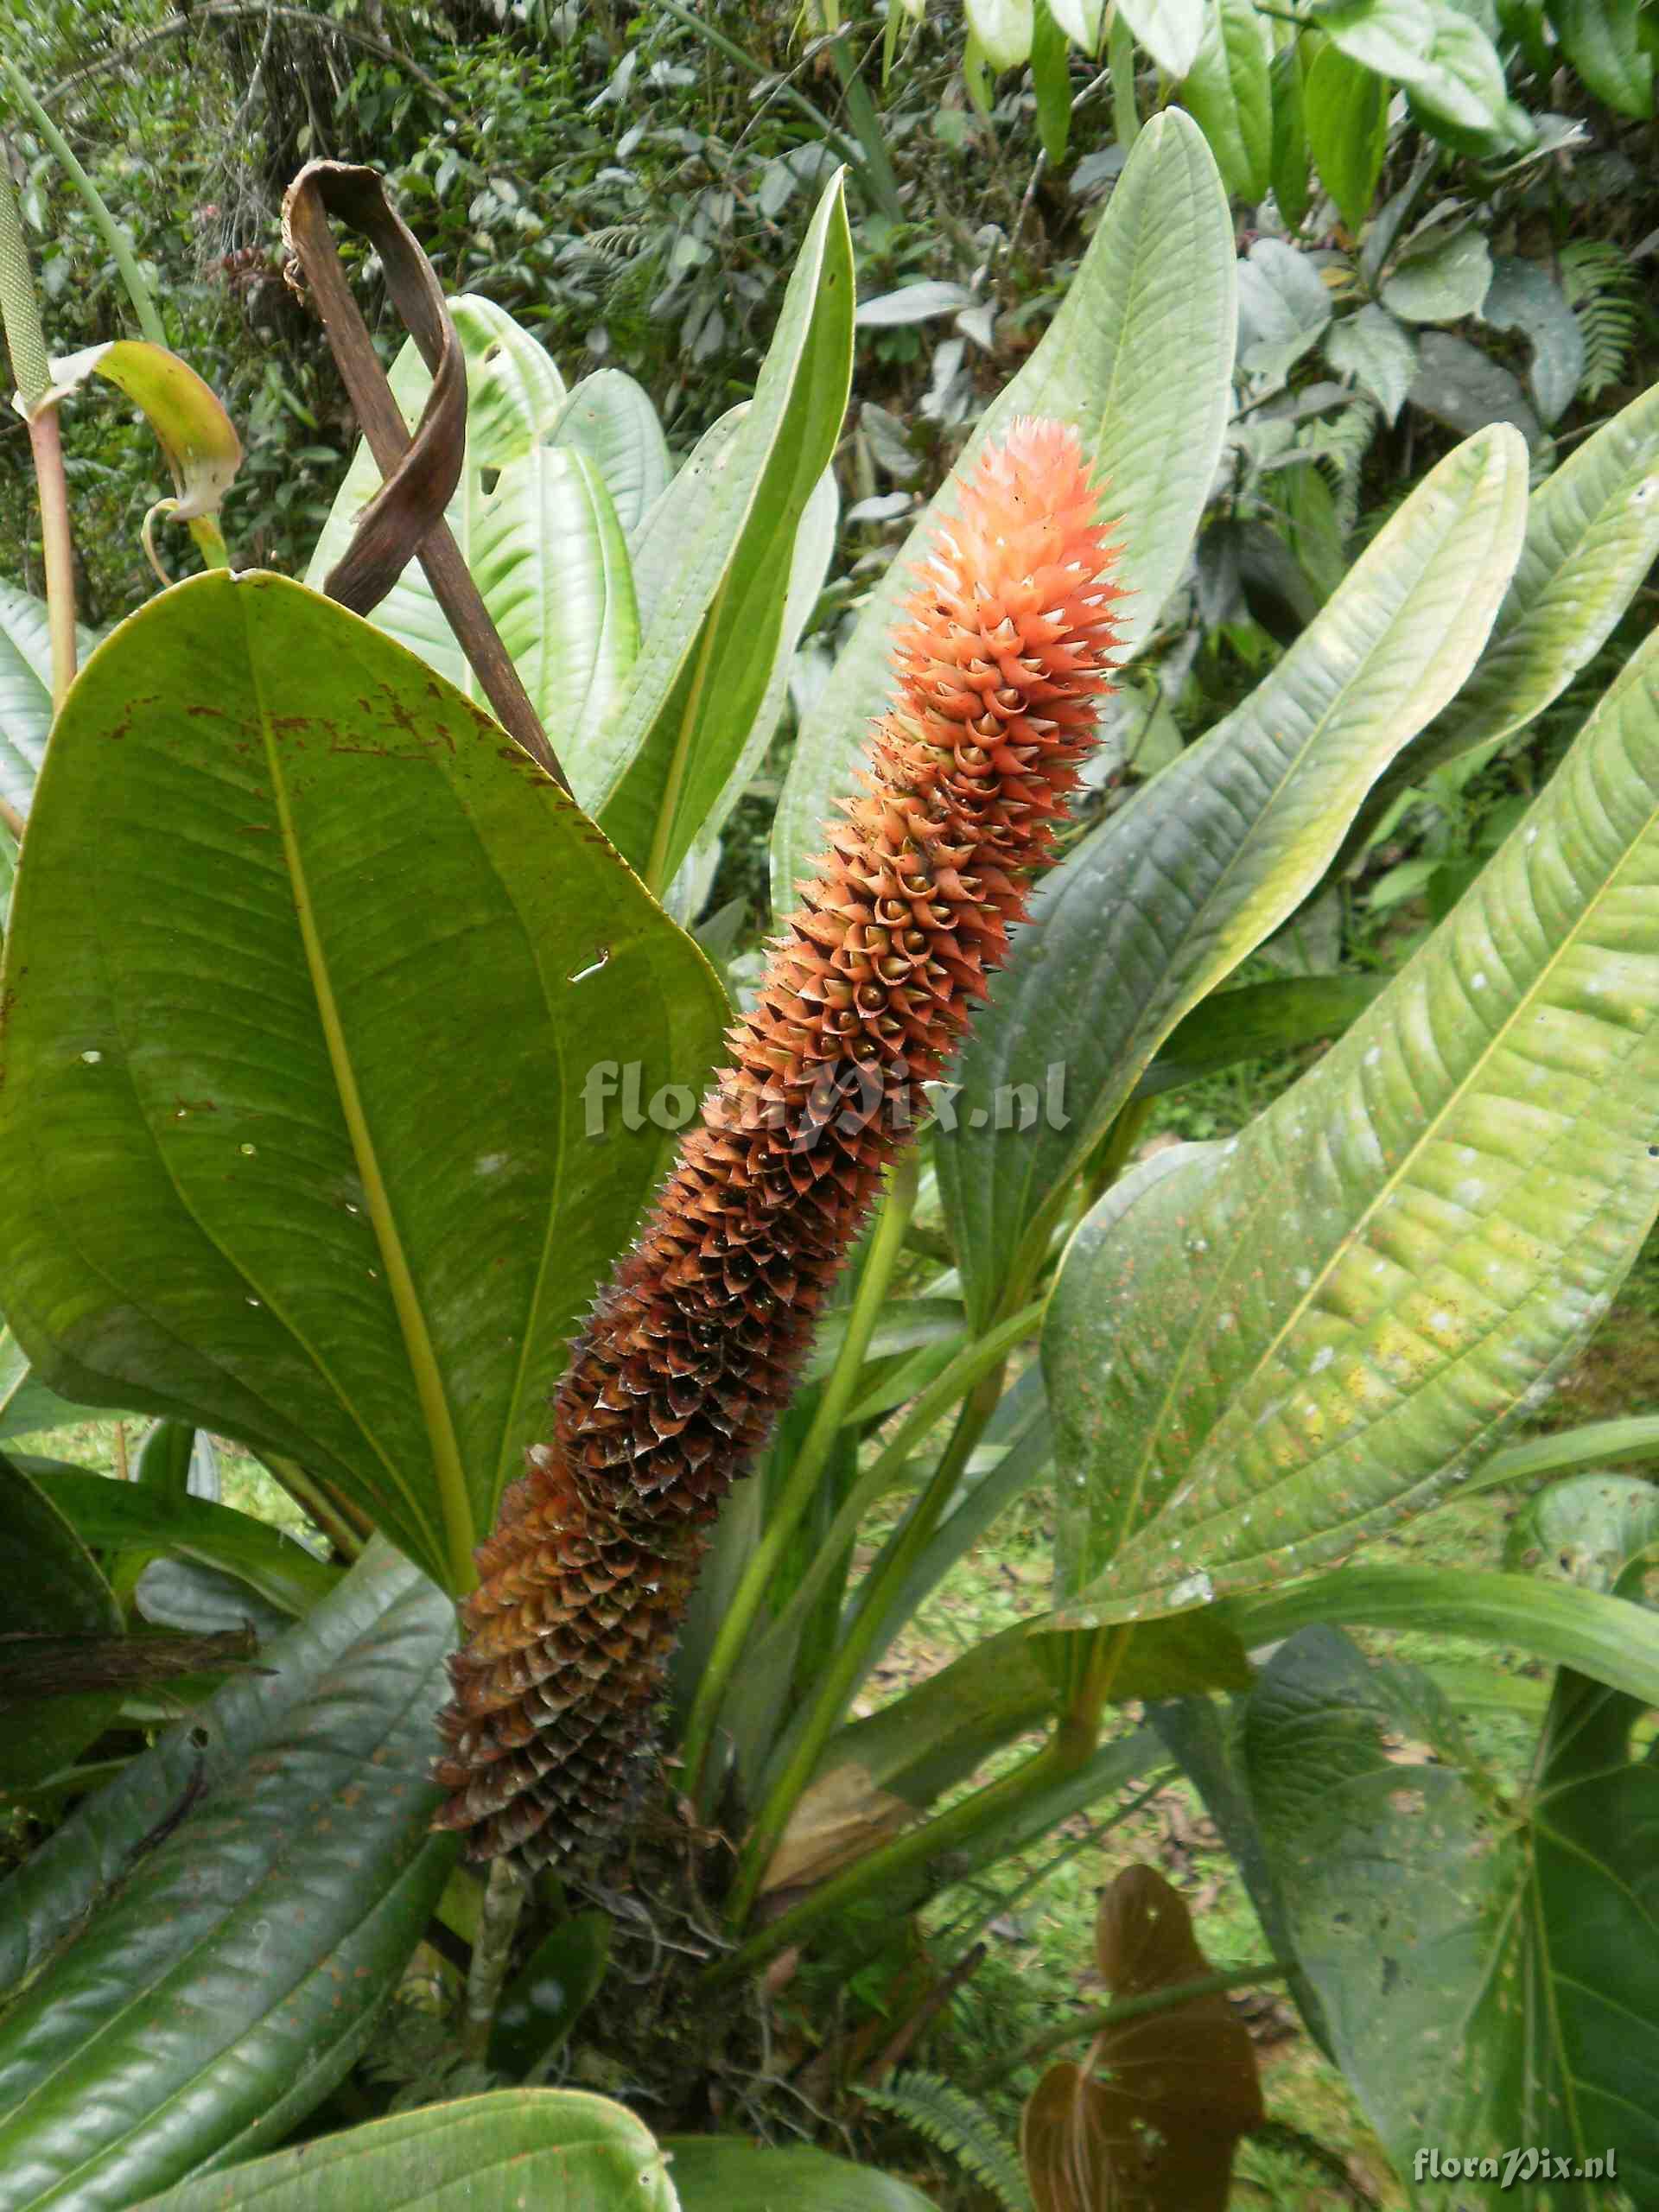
[550,368,671,543]
[772,111,1236,906]
[1178,0,1273,201]
[1548,0,1655,115]
[133,1419,219,1503]
[1242,1626,1659,2198]
[0,1323,129,1440]
[0,1543,455,2211]
[130,2092,671,2210]
[1050,614,1659,1623]
[1117,0,1205,78]
[1303,46,1388,232]
[0,1450,120,1787]
[1471,1411,1659,1492]
[1268,41,1311,230]
[940,425,1528,1328]
[667,2138,938,2212]
[24,1463,337,1618]
[590,175,854,898]
[966,0,1036,67]
[1320,0,1530,144]
[489,1915,613,2076]
[1032,0,1073,164]
[0,573,725,1592]
[668,465,838,925]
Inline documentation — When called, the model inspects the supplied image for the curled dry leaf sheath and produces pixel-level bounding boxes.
[434,416,1126,1865]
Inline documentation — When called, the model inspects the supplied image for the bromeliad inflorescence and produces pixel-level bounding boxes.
[434,416,1126,1865]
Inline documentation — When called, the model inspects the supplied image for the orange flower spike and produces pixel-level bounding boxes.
[433,416,1126,1865]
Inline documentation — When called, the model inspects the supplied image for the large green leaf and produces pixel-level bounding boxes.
[1548,0,1655,116]
[550,368,671,544]
[0,581,100,822]
[23,1463,337,1618]
[588,175,854,897]
[1242,1625,1659,2203]
[1117,0,1205,78]
[771,111,1236,908]
[1364,378,1659,806]
[0,1323,132,1440]
[0,572,726,1592]
[305,298,636,782]
[1047,615,1659,1622]
[0,1450,121,1788]
[129,2092,673,2211]
[939,426,1528,1328]
[667,2138,937,2212]
[0,582,54,821]
[1178,0,1273,202]
[0,1542,454,2211]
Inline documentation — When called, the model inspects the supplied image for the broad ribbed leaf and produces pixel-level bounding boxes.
[305,299,635,780]
[1048,619,1659,1620]
[0,1451,120,1787]
[772,111,1236,906]
[0,573,726,1592]
[0,582,53,820]
[590,175,854,897]
[1368,378,1659,802]
[1242,1627,1659,2203]
[550,368,671,543]
[939,426,1528,1327]
[128,2092,672,2212]
[0,1542,454,2211]
[1178,0,1273,202]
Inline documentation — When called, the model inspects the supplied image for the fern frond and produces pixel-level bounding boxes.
[1305,398,1379,538]
[857,2069,1033,2212]
[1560,242,1638,401]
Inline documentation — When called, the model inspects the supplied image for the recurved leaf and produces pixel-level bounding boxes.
[939,425,1528,1328]
[772,112,1236,906]
[1047,617,1659,1622]
[1023,1866,1262,2212]
[128,2093,671,2212]
[0,573,726,1592]
[0,1543,455,2211]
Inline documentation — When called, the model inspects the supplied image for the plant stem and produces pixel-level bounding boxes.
[729,1355,1008,1923]
[26,405,76,706]
[1109,8,1141,154]
[681,1149,919,1808]
[0,60,167,350]
[990,1961,1294,2081]
[459,1855,528,2062]
[707,1732,1075,1989]
[260,1454,369,1563]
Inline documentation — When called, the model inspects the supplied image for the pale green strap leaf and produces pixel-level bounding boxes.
[549,367,671,545]
[771,111,1236,910]
[591,174,855,898]
[938,425,1529,1328]
[1048,621,1659,1619]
